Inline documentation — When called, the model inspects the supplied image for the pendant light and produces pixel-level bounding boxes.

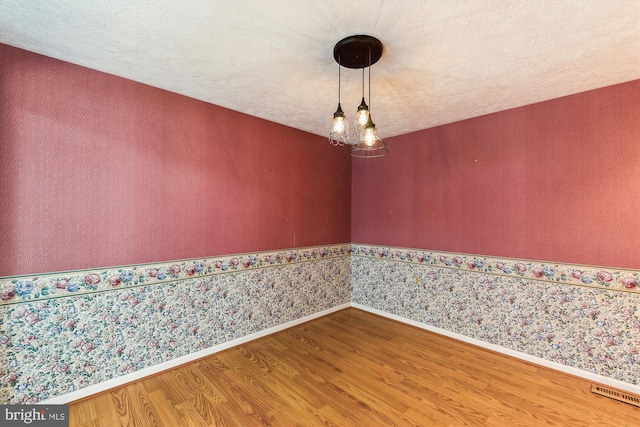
[329,35,387,157]
[329,54,349,146]
[350,39,388,158]
[351,43,389,158]
[354,66,370,137]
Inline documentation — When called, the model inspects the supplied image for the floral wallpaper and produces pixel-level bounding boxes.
[0,246,351,404]
[2,243,639,404]
[351,245,640,386]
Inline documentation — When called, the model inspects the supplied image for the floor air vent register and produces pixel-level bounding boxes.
[590,384,640,408]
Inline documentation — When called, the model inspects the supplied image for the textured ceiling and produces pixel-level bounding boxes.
[1,0,639,138]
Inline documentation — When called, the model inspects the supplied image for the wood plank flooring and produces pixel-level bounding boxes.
[69,308,639,426]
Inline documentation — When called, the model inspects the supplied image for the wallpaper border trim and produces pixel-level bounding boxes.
[0,245,352,306]
[352,303,640,396]
[352,244,639,293]
[4,242,637,307]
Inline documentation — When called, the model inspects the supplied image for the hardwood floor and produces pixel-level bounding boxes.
[69,308,639,426]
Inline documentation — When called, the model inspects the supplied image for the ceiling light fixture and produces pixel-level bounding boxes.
[329,35,388,158]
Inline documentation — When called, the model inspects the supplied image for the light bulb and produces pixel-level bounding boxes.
[361,114,378,147]
[363,127,376,146]
[354,97,370,136]
[331,116,346,134]
[355,109,369,128]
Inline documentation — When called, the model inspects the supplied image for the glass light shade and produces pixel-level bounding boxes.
[354,97,370,136]
[351,115,388,158]
[362,124,377,146]
[332,116,346,133]
[329,103,350,146]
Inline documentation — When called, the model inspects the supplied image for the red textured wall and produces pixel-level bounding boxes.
[352,80,640,269]
[0,44,351,276]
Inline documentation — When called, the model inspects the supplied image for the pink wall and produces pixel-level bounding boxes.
[352,80,640,269]
[0,44,351,276]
